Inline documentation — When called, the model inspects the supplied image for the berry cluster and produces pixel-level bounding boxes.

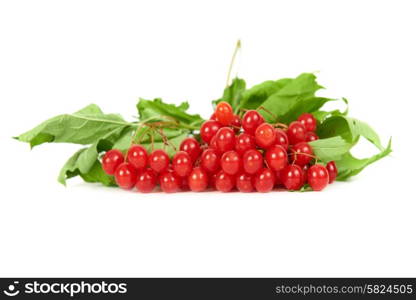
[102,102,338,193]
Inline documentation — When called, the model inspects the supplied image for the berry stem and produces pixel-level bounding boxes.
[226,39,241,87]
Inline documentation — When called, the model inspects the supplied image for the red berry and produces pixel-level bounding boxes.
[114,162,137,190]
[308,164,329,191]
[326,161,338,183]
[236,173,254,192]
[235,133,256,154]
[200,120,222,144]
[102,149,124,175]
[275,129,289,150]
[265,145,288,171]
[200,148,220,173]
[255,123,276,148]
[172,151,192,177]
[301,165,309,184]
[298,113,317,132]
[306,131,319,142]
[231,114,242,133]
[149,149,170,173]
[126,145,148,170]
[287,121,307,145]
[253,168,275,193]
[215,170,235,192]
[210,113,218,121]
[291,142,313,167]
[215,101,234,126]
[215,127,235,153]
[221,150,242,175]
[135,168,157,193]
[242,149,263,174]
[180,137,201,162]
[242,110,264,134]
[159,170,181,193]
[188,167,209,192]
[281,165,303,190]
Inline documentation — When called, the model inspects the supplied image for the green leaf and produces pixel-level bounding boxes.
[213,78,246,110]
[309,136,353,162]
[278,97,335,124]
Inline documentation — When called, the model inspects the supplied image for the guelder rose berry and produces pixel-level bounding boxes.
[102,149,124,175]
[127,145,148,170]
[114,162,137,190]
[149,149,170,173]
[215,102,234,126]
[308,164,329,191]
[242,110,264,135]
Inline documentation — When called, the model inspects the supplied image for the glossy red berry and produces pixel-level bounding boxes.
[231,114,242,133]
[114,162,137,190]
[102,149,124,175]
[126,145,148,170]
[291,142,313,167]
[298,113,317,132]
[180,137,201,162]
[200,148,220,173]
[326,161,338,183]
[287,121,307,145]
[215,170,235,192]
[221,150,242,175]
[188,167,209,192]
[301,165,309,184]
[172,151,192,177]
[236,173,254,192]
[254,168,275,193]
[235,133,256,154]
[242,110,264,135]
[200,120,222,144]
[215,127,235,153]
[255,123,276,148]
[148,149,169,173]
[215,101,234,126]
[306,131,319,142]
[242,149,263,174]
[135,168,157,193]
[308,164,329,191]
[159,170,181,193]
[281,164,303,190]
[265,145,288,171]
[275,129,289,150]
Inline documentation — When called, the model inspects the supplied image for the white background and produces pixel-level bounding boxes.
[0,0,415,277]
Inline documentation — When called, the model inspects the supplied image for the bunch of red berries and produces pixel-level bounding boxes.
[101,102,338,193]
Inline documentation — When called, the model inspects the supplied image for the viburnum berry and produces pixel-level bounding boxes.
[255,123,276,148]
[326,161,338,183]
[305,131,319,142]
[172,151,193,177]
[287,121,307,145]
[291,142,313,167]
[215,127,235,153]
[215,101,234,126]
[236,173,254,192]
[231,114,242,133]
[301,165,309,184]
[102,149,124,175]
[242,149,263,174]
[135,168,157,193]
[307,164,329,191]
[149,149,170,173]
[114,162,137,190]
[215,170,235,192]
[242,110,264,135]
[200,148,220,173]
[275,129,289,150]
[280,164,303,190]
[235,133,256,154]
[159,170,181,193]
[200,120,222,144]
[253,168,275,193]
[180,137,201,162]
[298,113,317,132]
[265,145,288,171]
[221,150,242,175]
[188,167,209,192]
[127,145,148,170]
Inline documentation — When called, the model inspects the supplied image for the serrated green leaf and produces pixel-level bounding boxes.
[309,136,353,162]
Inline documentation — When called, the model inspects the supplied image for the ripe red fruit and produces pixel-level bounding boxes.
[291,142,313,167]
[301,165,309,184]
[215,170,235,192]
[236,173,254,192]
[159,170,181,193]
[280,165,303,190]
[306,131,319,142]
[298,113,317,132]
[253,168,275,193]
[242,110,264,134]
[200,148,220,173]
[215,101,234,126]
[326,161,338,183]
[242,149,263,174]
[215,127,235,153]
[235,133,256,154]
[172,151,192,177]
[231,114,242,133]
[126,145,148,170]
[148,149,169,173]
[255,123,276,148]
[102,149,124,175]
[287,121,307,145]
[221,150,242,175]
[265,145,288,171]
[210,113,218,121]
[180,137,201,162]
[135,168,157,193]
[200,120,222,144]
[188,167,209,192]
[114,162,137,190]
[308,164,329,191]
[275,129,289,150]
